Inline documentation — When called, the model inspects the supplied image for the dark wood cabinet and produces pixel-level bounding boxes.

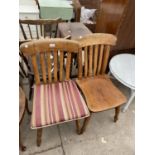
[111,0,135,55]
[72,0,135,56]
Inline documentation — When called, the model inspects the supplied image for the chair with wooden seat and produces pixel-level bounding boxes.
[75,33,127,134]
[20,38,90,146]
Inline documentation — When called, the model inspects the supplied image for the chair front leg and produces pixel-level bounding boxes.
[76,113,92,135]
[80,115,91,134]
[114,106,120,122]
[75,120,81,134]
[37,128,43,147]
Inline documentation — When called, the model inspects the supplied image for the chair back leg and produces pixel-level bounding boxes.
[114,106,120,122]
[37,128,43,147]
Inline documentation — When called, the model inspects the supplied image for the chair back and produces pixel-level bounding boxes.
[20,38,79,84]
[19,18,62,42]
[77,33,117,78]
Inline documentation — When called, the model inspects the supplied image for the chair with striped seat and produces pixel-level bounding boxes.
[20,38,90,146]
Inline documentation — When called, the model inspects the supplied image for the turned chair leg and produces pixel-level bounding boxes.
[25,99,31,115]
[114,106,120,122]
[19,129,26,151]
[37,128,42,147]
[76,113,92,135]
[79,116,91,134]
[75,120,81,134]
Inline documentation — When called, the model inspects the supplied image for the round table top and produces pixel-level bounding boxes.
[19,87,26,123]
[109,54,135,89]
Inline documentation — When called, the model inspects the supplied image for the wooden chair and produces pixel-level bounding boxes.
[19,18,63,100]
[75,33,127,134]
[19,18,62,43]
[20,38,90,146]
[19,86,31,151]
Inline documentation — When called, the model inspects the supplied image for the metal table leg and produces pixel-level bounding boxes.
[122,89,135,112]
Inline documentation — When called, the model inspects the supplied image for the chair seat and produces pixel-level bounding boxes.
[31,80,90,129]
[76,75,127,112]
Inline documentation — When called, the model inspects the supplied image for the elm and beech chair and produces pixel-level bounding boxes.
[75,33,127,134]
[19,18,62,43]
[20,38,90,146]
[19,18,71,100]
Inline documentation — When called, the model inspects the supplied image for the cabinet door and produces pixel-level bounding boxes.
[112,0,135,52]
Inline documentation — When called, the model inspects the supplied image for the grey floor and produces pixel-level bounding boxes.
[20,78,135,155]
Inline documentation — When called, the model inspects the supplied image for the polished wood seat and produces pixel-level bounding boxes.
[75,33,127,134]
[76,75,127,112]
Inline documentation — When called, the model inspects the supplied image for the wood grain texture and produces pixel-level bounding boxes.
[111,0,135,52]
[95,0,128,35]
[97,45,104,74]
[54,50,58,82]
[31,55,40,84]
[72,0,81,22]
[20,39,80,84]
[84,46,88,77]
[93,45,99,76]
[76,75,127,112]
[66,53,71,80]
[78,48,83,79]
[40,53,47,83]
[88,46,93,77]
[59,51,64,81]
[20,38,80,56]
[101,45,110,73]
[47,52,52,83]
[77,33,117,78]
[77,33,117,47]
[19,18,62,41]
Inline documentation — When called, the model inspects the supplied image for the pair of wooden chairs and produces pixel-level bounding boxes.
[20,33,126,146]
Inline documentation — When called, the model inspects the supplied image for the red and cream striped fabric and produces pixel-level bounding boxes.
[31,80,90,129]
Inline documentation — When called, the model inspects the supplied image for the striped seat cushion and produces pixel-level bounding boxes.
[31,80,90,129]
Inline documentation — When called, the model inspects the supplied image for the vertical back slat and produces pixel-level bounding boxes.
[54,50,58,82]
[93,45,99,75]
[40,24,43,37]
[88,45,93,76]
[36,25,39,39]
[101,45,110,74]
[40,53,47,83]
[84,46,88,77]
[66,52,71,80]
[47,52,52,83]
[50,24,53,38]
[55,23,58,38]
[43,25,46,38]
[31,55,40,84]
[97,45,104,74]
[28,24,33,39]
[59,50,64,81]
[20,23,27,40]
[78,48,82,79]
